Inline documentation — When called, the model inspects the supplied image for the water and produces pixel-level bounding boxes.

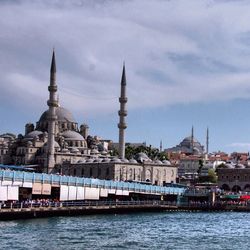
[0,212,250,249]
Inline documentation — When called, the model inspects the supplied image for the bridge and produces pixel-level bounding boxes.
[0,169,187,202]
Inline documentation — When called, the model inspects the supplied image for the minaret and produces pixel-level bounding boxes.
[206,127,209,154]
[160,140,163,152]
[118,64,127,159]
[191,125,194,152]
[47,50,58,173]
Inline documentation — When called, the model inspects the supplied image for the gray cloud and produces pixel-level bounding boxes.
[1,0,250,120]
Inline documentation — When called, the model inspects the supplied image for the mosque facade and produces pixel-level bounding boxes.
[0,52,177,185]
[165,127,206,156]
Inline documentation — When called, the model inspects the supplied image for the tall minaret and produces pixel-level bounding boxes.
[206,127,209,154]
[160,140,163,152]
[191,125,194,152]
[47,50,58,173]
[118,64,127,159]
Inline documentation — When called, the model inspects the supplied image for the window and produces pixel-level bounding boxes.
[81,168,84,177]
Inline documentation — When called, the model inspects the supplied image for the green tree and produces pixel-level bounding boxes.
[124,144,169,161]
[197,159,204,175]
[110,148,119,157]
[207,169,218,183]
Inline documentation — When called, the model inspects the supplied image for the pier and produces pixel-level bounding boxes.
[2,169,250,220]
[1,200,250,220]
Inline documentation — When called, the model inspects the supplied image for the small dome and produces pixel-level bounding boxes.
[121,158,129,163]
[93,158,102,163]
[86,158,94,163]
[61,148,70,153]
[102,158,111,163]
[62,130,85,141]
[135,152,150,163]
[225,163,234,169]
[235,164,246,169]
[154,160,163,164]
[129,159,138,164]
[91,148,99,154]
[77,159,86,163]
[193,147,200,154]
[111,158,122,163]
[0,133,16,139]
[24,131,43,141]
[70,147,80,153]
[162,160,171,165]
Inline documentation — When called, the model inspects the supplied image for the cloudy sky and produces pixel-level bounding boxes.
[1,0,250,152]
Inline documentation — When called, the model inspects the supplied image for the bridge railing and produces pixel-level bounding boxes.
[0,170,186,195]
[0,200,178,210]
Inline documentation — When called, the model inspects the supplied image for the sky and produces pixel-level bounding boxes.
[1,0,250,153]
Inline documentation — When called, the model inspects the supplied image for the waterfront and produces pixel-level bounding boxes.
[1,212,250,250]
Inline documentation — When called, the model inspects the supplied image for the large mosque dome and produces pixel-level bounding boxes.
[36,106,78,133]
[39,107,76,123]
[165,135,204,155]
[180,136,202,149]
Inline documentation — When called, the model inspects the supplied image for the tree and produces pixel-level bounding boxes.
[110,148,119,157]
[207,169,218,183]
[124,144,168,161]
[197,159,204,175]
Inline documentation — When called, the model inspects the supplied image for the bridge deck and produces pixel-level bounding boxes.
[0,169,186,195]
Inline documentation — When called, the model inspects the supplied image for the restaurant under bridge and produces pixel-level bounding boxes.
[0,166,187,203]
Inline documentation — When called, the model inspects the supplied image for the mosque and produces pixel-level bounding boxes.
[0,51,177,186]
[165,127,208,156]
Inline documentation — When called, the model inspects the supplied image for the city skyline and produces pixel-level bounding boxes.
[1,0,250,153]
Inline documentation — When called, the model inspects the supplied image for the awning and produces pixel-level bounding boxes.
[240,195,250,200]
[222,194,240,199]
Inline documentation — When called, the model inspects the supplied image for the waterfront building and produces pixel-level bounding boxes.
[60,153,177,186]
[217,162,250,192]
[177,155,203,179]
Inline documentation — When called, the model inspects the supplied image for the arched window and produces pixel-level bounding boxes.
[232,185,241,192]
[129,168,133,180]
[145,169,152,182]
[221,184,230,191]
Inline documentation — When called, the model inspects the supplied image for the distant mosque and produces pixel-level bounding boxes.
[0,51,177,186]
[165,127,209,155]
